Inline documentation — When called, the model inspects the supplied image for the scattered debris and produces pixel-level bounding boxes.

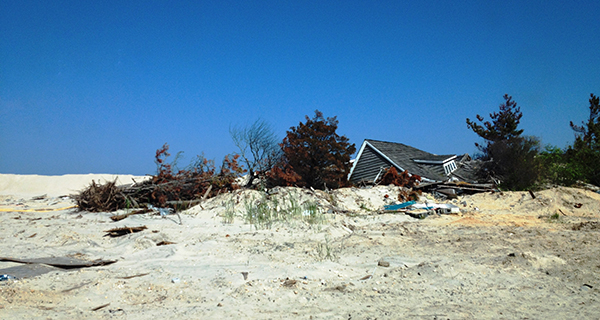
[0,256,117,279]
[62,280,94,293]
[147,204,182,225]
[110,208,153,221]
[156,241,176,246]
[415,181,495,198]
[572,221,600,231]
[91,303,110,311]
[0,274,17,281]
[384,200,460,218]
[383,201,415,212]
[0,256,116,269]
[119,273,150,280]
[104,226,147,237]
[529,190,536,199]
[242,272,249,280]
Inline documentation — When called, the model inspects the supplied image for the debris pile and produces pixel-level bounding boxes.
[73,151,244,213]
[384,200,461,218]
[414,181,495,199]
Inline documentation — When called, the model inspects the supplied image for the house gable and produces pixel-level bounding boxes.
[348,139,459,183]
[348,142,396,184]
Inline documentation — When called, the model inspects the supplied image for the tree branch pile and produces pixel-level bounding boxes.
[74,144,245,212]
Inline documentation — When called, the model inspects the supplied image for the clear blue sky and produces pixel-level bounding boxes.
[1,1,599,175]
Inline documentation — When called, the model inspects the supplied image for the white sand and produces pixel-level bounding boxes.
[0,174,150,197]
[1,175,599,319]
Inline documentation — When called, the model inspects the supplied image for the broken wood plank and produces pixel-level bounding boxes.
[91,303,110,311]
[104,226,147,237]
[119,273,150,280]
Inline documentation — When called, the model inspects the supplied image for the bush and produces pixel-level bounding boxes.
[379,166,422,201]
[539,146,580,186]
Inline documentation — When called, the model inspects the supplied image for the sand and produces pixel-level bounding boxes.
[1,174,599,319]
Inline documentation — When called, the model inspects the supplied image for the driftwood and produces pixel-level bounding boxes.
[104,226,147,237]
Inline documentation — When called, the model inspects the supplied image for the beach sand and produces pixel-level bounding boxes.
[1,174,599,319]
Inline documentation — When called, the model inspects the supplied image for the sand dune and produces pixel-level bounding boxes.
[0,174,149,197]
[1,175,599,319]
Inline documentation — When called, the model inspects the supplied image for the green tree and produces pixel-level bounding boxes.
[268,110,356,190]
[466,94,541,190]
[466,94,523,158]
[565,93,600,185]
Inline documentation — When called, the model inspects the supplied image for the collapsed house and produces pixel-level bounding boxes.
[347,139,473,183]
[347,139,492,196]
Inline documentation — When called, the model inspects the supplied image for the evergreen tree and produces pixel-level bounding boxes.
[566,93,600,185]
[467,95,540,190]
[268,110,356,189]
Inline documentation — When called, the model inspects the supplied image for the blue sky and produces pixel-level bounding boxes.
[1,1,599,175]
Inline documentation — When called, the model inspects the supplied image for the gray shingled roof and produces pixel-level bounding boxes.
[364,139,456,181]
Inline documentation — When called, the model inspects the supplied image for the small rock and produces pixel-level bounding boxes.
[378,260,390,267]
[282,279,297,287]
[171,277,180,283]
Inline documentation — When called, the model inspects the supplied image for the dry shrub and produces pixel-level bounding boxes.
[379,167,422,201]
[74,144,245,212]
[145,145,244,207]
[265,161,302,187]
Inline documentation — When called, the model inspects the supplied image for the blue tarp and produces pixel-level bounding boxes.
[383,201,416,211]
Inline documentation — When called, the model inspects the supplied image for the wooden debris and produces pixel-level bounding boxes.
[119,273,150,279]
[62,281,94,293]
[415,181,495,196]
[104,226,147,237]
[91,303,110,311]
[74,179,126,212]
[156,241,175,246]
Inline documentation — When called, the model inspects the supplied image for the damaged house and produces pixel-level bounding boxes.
[348,139,477,184]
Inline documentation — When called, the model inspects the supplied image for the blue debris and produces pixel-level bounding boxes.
[384,201,416,211]
[0,274,17,281]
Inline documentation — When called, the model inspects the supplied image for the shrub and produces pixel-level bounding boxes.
[379,166,422,201]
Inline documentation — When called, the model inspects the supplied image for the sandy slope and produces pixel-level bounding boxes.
[1,175,599,319]
[0,174,149,197]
